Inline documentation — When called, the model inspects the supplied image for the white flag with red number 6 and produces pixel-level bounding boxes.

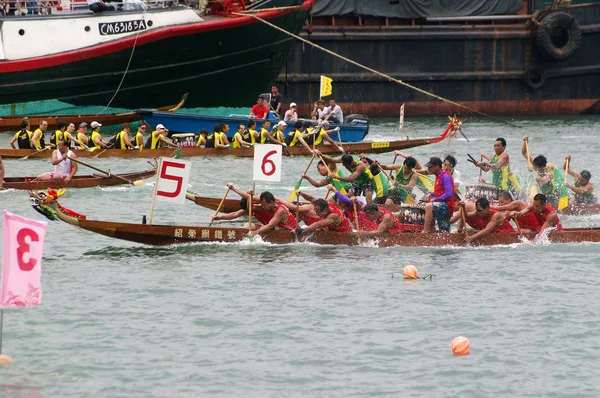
[154,157,191,205]
[253,144,282,182]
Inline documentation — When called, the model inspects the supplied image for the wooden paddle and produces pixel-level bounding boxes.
[92,144,114,159]
[208,187,230,227]
[290,154,316,200]
[564,157,570,185]
[353,200,361,245]
[525,140,537,200]
[248,184,254,241]
[68,157,145,186]
[336,127,344,154]
[20,146,51,160]
[389,154,398,180]
[460,203,469,238]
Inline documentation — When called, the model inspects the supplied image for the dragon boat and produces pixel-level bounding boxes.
[30,190,600,247]
[1,121,454,159]
[2,169,155,190]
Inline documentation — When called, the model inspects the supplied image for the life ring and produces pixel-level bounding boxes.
[523,66,546,90]
[536,12,582,61]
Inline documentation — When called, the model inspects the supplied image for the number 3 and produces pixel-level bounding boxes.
[261,150,277,176]
[16,228,39,272]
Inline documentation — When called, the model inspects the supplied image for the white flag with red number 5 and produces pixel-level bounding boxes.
[154,157,191,205]
[253,144,282,182]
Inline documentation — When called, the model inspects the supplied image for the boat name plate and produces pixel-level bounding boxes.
[371,142,390,149]
[99,20,147,36]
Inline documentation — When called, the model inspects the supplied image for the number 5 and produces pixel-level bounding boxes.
[157,160,185,198]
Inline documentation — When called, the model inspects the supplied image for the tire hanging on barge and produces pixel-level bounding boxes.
[536,11,582,61]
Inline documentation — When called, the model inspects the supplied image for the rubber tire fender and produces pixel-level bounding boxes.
[536,12,582,61]
[523,66,547,90]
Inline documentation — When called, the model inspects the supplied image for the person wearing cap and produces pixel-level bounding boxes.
[249,96,269,119]
[90,121,110,149]
[76,122,90,149]
[284,103,298,122]
[323,98,344,124]
[262,120,286,145]
[304,120,343,151]
[421,156,455,233]
[563,155,596,206]
[31,120,49,150]
[145,124,178,149]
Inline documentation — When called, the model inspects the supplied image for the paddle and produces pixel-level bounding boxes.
[68,157,145,186]
[208,187,230,227]
[336,127,344,154]
[525,140,537,200]
[20,146,51,160]
[353,200,361,245]
[290,154,316,200]
[248,184,255,242]
[389,154,398,180]
[558,157,570,211]
[460,203,469,238]
[93,144,114,159]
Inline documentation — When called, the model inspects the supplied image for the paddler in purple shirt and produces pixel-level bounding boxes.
[421,156,455,233]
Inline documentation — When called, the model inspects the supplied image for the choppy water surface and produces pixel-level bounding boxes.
[1,116,600,397]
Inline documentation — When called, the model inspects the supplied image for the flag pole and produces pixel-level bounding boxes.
[0,309,3,354]
[399,103,405,140]
[148,157,162,225]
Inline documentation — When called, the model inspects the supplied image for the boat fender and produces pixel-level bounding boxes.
[536,12,582,61]
[343,114,369,125]
[522,66,547,90]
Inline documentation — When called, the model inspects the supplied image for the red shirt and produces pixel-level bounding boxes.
[301,211,326,229]
[254,204,298,230]
[515,212,541,231]
[533,203,563,231]
[433,170,455,213]
[475,208,515,233]
[377,206,406,233]
[346,209,378,231]
[251,104,268,118]
[327,203,353,232]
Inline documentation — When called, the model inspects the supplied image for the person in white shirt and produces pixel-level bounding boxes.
[36,140,78,184]
[444,155,462,199]
[284,102,298,122]
[323,98,344,124]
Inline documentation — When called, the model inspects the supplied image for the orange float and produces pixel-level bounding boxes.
[451,336,470,355]
[403,265,418,279]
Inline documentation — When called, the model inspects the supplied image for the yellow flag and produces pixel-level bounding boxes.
[320,75,333,97]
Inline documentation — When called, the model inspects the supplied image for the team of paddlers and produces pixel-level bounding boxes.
[212,136,595,242]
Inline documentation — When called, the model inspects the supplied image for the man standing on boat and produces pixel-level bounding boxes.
[421,156,455,233]
[37,140,78,184]
[270,84,283,117]
[250,96,269,119]
[323,98,344,124]
[10,120,33,149]
[476,137,520,195]
[31,120,49,150]
[563,155,596,205]
[462,198,515,243]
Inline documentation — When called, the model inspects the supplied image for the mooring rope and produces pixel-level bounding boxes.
[235,11,520,128]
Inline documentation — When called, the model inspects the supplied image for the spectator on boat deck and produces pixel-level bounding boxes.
[323,98,344,124]
[284,102,298,122]
[311,99,326,120]
[88,0,114,13]
[14,0,28,15]
[1,0,10,16]
[250,97,269,119]
[37,0,51,14]
[270,84,282,116]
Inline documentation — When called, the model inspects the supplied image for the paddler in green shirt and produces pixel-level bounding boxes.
[378,156,420,210]
[301,159,351,196]
[476,137,521,195]
[317,151,390,204]
[521,136,567,208]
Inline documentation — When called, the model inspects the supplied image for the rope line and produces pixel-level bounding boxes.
[235,11,520,128]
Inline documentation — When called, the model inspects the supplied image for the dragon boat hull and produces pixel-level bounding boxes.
[3,169,156,190]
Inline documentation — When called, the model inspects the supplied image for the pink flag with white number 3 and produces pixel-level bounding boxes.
[1,211,47,308]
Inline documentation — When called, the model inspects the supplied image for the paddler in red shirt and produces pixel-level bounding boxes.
[508,193,563,239]
[493,190,541,232]
[462,198,514,243]
[359,203,408,235]
[249,191,297,237]
[297,199,353,234]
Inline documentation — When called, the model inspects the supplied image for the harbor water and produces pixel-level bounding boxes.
[0,116,599,397]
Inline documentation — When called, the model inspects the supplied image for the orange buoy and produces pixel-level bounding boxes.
[403,265,418,279]
[451,336,470,355]
[0,354,13,365]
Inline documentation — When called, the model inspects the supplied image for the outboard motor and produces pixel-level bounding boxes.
[343,114,369,125]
